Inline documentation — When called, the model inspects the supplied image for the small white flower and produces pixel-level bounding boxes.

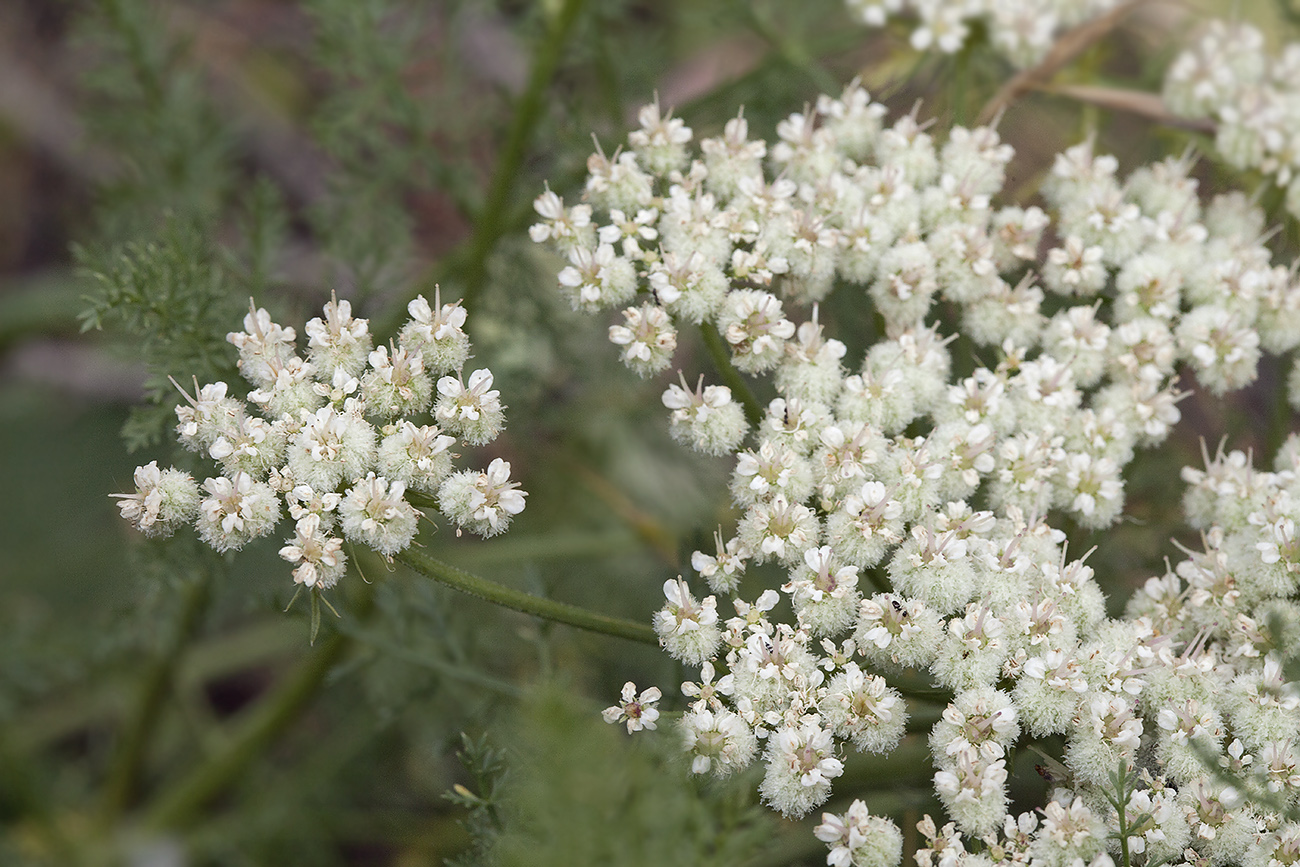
[398,288,470,374]
[435,368,505,446]
[279,514,346,589]
[437,458,527,537]
[338,473,419,556]
[196,472,282,552]
[305,291,372,377]
[662,374,749,456]
[112,462,200,537]
[602,681,662,733]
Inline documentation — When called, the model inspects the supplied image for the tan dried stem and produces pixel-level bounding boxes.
[976,0,1149,127]
[1036,84,1216,133]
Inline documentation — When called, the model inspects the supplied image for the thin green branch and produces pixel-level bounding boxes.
[459,0,588,309]
[99,577,210,826]
[395,549,656,645]
[699,322,764,426]
[142,627,353,830]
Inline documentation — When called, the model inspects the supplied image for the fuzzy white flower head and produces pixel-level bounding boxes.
[287,405,377,493]
[398,288,470,374]
[691,529,748,596]
[717,289,796,374]
[436,458,527,538]
[931,688,1020,762]
[818,662,907,754]
[602,681,662,733]
[247,355,322,420]
[932,748,1008,836]
[786,545,860,636]
[174,379,244,454]
[113,461,200,537]
[279,513,346,589]
[557,243,638,313]
[196,472,282,552]
[662,375,749,456]
[608,304,677,377]
[528,188,595,255]
[628,97,692,176]
[435,368,506,446]
[227,301,298,389]
[376,421,456,495]
[736,494,819,567]
[1030,797,1107,867]
[597,207,659,260]
[681,706,758,776]
[311,364,361,408]
[285,484,342,529]
[338,473,419,557]
[655,577,722,666]
[361,344,432,420]
[815,799,903,867]
[760,717,844,818]
[305,292,372,378]
[209,414,285,478]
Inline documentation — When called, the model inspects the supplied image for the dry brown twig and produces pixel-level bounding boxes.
[976,0,1149,126]
[1039,83,1216,133]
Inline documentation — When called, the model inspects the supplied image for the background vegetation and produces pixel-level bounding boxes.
[0,0,1289,863]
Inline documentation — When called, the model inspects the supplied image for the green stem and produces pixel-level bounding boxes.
[952,44,973,128]
[99,577,210,825]
[459,0,588,309]
[699,322,764,426]
[395,549,656,645]
[142,626,353,830]
[1111,761,1132,867]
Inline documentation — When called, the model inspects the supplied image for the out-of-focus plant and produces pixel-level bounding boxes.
[12,0,1300,864]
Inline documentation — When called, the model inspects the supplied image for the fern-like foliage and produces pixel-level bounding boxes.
[76,220,244,450]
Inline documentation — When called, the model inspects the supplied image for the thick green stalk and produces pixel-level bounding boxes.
[99,577,210,825]
[459,0,588,308]
[1267,357,1293,463]
[396,549,656,645]
[141,626,352,830]
[699,322,764,426]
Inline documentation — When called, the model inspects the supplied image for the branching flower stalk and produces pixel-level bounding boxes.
[533,77,1300,865]
[395,548,656,645]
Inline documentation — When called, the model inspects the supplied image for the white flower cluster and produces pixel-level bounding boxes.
[113,291,526,590]
[553,81,1300,856]
[602,681,663,734]
[1164,21,1300,220]
[843,0,1123,67]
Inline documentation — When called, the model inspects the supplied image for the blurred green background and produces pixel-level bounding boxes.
[0,0,1290,864]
